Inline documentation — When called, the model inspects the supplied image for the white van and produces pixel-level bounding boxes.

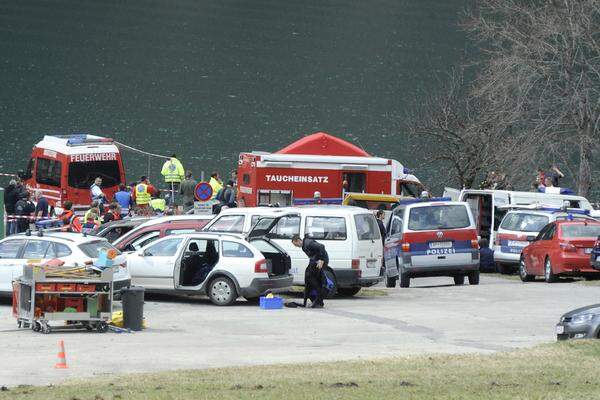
[443,188,593,247]
[202,206,384,296]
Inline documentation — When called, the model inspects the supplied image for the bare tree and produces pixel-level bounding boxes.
[466,0,600,197]
[406,69,533,189]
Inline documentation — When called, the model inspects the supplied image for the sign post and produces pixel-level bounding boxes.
[193,182,215,215]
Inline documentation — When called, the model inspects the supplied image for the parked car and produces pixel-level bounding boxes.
[556,304,600,340]
[112,215,214,252]
[93,217,150,243]
[202,206,384,296]
[0,231,130,296]
[494,208,595,274]
[520,220,600,282]
[125,231,293,305]
[384,198,479,288]
[590,236,600,271]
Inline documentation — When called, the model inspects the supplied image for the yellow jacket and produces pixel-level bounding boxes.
[161,158,185,183]
[209,177,223,199]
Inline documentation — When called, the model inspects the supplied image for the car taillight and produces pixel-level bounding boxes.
[351,259,360,269]
[559,242,576,252]
[254,259,268,273]
[401,243,410,252]
[471,240,479,249]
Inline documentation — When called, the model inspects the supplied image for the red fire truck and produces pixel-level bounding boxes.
[237,132,423,207]
[22,134,126,212]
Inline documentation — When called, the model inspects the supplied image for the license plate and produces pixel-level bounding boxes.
[585,248,592,254]
[508,240,529,247]
[429,241,452,249]
[556,325,565,334]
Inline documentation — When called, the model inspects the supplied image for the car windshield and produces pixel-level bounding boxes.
[560,224,600,238]
[79,241,121,258]
[500,213,549,232]
[407,205,470,231]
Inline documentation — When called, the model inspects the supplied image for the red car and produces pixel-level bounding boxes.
[520,220,600,282]
[112,215,214,252]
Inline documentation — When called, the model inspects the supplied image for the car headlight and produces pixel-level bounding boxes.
[571,314,595,324]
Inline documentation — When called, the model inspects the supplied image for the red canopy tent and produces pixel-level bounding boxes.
[276,132,370,157]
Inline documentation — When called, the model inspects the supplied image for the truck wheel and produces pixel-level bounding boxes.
[454,275,465,285]
[385,276,397,288]
[468,271,480,285]
[399,273,410,288]
[208,276,238,306]
[337,287,361,297]
[544,257,559,283]
[519,257,535,282]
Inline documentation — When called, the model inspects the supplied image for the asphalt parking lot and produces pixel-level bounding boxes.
[0,275,598,387]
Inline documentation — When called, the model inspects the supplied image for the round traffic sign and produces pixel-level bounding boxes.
[194,182,213,202]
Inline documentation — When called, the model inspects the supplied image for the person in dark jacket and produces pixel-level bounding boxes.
[14,191,35,233]
[4,180,18,235]
[478,238,495,273]
[376,210,386,246]
[292,234,328,308]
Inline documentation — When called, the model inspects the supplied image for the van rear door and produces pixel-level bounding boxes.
[353,213,383,278]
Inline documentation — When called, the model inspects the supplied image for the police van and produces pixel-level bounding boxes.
[494,207,596,274]
[384,198,479,288]
[22,134,126,213]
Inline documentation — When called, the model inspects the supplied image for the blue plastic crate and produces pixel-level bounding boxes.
[260,296,283,310]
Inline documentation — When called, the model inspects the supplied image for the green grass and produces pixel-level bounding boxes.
[3,341,600,399]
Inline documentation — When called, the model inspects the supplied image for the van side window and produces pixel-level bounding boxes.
[36,158,62,187]
[354,214,381,241]
[305,217,347,240]
[390,216,403,236]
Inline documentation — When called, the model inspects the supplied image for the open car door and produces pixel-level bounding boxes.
[247,212,300,240]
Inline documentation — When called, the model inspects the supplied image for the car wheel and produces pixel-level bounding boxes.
[519,257,535,282]
[544,257,559,283]
[337,287,361,297]
[385,276,397,288]
[208,276,238,306]
[468,270,480,285]
[399,272,410,288]
[454,275,465,285]
[323,268,338,299]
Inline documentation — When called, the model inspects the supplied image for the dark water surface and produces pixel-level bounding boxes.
[0,0,468,185]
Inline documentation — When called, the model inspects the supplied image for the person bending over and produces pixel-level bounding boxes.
[292,234,329,308]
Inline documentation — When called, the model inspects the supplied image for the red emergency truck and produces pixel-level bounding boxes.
[237,132,423,207]
[22,134,126,212]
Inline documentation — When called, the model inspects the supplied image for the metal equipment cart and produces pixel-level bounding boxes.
[13,265,115,334]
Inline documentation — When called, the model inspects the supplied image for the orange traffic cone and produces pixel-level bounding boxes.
[54,340,68,369]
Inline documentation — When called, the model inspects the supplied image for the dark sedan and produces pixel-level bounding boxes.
[556,304,600,340]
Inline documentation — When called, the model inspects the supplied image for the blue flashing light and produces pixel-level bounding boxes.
[67,134,88,145]
[567,214,574,221]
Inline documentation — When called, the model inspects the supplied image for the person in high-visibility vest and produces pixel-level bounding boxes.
[161,154,185,206]
[132,176,157,211]
[208,172,223,199]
